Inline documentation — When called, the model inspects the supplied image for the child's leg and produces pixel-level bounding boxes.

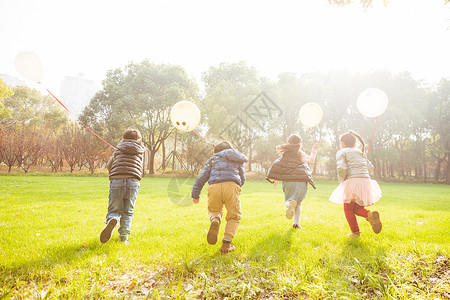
[293,182,308,225]
[118,178,140,236]
[207,184,224,221]
[101,179,126,243]
[343,202,360,233]
[354,203,369,218]
[207,183,226,245]
[106,179,126,222]
[283,182,298,219]
[293,204,302,225]
[222,182,242,242]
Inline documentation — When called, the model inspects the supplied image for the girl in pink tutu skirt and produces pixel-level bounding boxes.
[329,130,382,237]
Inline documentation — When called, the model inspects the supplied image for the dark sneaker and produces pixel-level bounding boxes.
[220,239,235,254]
[100,218,118,243]
[119,234,129,244]
[286,201,297,219]
[207,218,220,245]
[367,211,382,234]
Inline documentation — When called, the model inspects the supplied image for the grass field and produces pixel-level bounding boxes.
[0,176,449,299]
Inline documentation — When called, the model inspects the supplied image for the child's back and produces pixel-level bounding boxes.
[336,147,373,181]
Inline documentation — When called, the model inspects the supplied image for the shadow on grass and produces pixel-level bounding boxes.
[2,237,119,275]
[324,236,392,296]
[246,228,296,266]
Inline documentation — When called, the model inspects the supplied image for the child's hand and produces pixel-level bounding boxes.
[273,180,279,188]
[192,198,199,204]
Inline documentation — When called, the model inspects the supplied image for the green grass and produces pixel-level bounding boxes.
[0,176,449,299]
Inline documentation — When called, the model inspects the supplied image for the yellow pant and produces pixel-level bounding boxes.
[207,181,242,241]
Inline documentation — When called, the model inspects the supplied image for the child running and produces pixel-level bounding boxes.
[191,141,248,254]
[266,134,318,229]
[329,130,382,237]
[100,128,145,244]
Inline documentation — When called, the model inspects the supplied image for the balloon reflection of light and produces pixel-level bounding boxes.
[14,51,44,82]
[299,102,323,128]
[357,88,389,118]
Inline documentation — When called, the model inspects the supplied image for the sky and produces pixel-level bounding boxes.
[1,0,449,99]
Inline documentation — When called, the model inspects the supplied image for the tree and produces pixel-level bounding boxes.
[0,79,13,121]
[427,78,450,184]
[60,124,84,173]
[80,60,199,174]
[328,0,387,9]
[201,62,266,171]
[3,86,68,127]
[13,125,45,173]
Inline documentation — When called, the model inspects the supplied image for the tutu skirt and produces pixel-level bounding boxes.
[329,178,381,206]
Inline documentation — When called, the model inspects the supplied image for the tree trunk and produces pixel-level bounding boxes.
[435,158,442,183]
[172,131,177,170]
[248,147,252,172]
[423,159,427,183]
[162,141,166,170]
[148,149,157,174]
[446,153,450,185]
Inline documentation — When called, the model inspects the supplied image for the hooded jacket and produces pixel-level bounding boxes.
[107,139,145,180]
[266,145,316,189]
[191,149,248,199]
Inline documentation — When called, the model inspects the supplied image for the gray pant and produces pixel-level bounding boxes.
[282,181,308,225]
[106,178,140,235]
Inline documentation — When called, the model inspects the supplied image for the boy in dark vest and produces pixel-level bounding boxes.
[100,128,145,244]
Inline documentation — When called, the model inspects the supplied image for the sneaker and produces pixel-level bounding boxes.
[286,201,297,219]
[207,217,220,245]
[367,211,382,234]
[220,239,235,254]
[119,234,129,244]
[347,231,361,238]
[100,218,118,243]
[293,224,303,229]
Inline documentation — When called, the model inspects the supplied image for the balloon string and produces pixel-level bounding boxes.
[308,127,319,143]
[192,130,215,147]
[39,82,117,150]
[366,116,378,155]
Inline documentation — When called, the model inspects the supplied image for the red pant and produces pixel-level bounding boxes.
[344,202,369,233]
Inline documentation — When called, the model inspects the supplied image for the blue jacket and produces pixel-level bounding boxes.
[191,149,248,199]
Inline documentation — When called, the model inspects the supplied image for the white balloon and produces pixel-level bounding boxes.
[14,51,44,82]
[357,88,389,118]
[299,103,323,128]
[170,101,201,132]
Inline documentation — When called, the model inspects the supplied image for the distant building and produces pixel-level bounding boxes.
[60,73,99,117]
[0,73,26,87]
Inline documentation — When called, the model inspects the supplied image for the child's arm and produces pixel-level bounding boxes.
[366,158,375,173]
[238,164,246,186]
[191,159,212,202]
[106,155,114,171]
[336,151,347,183]
[303,143,319,163]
